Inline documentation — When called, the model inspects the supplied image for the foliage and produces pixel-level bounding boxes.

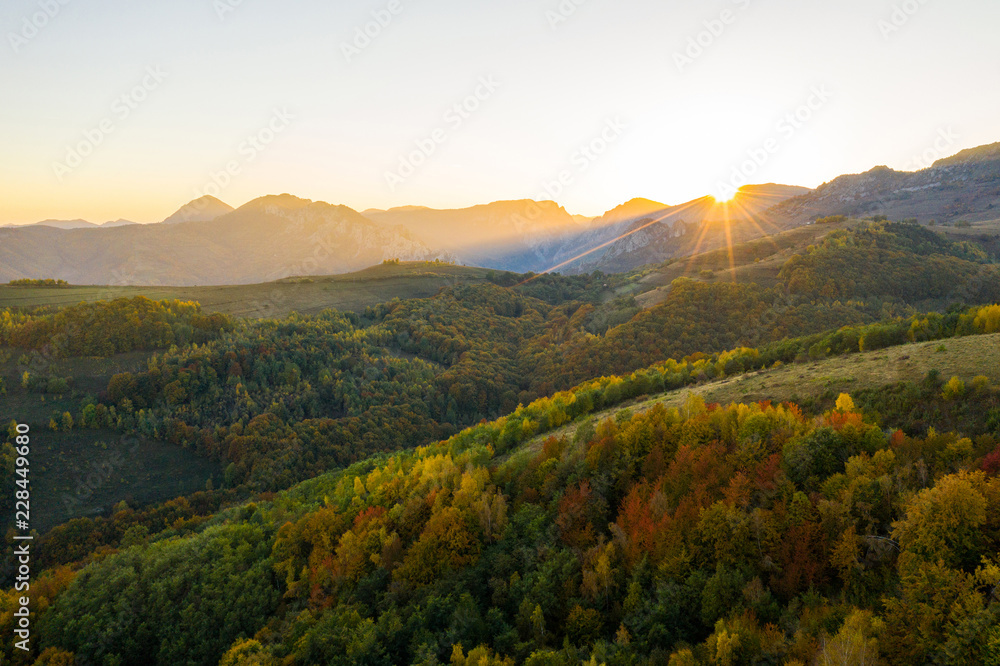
[39,522,279,666]
[779,221,999,302]
[8,279,69,288]
[0,297,231,357]
[18,387,1000,665]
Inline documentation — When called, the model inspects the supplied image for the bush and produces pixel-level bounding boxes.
[942,376,966,400]
[46,377,71,394]
[988,409,1000,436]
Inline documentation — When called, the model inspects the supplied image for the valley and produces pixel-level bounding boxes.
[2,209,999,664]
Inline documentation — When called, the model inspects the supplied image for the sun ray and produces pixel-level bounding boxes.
[719,200,737,280]
[518,189,795,288]
[517,200,708,285]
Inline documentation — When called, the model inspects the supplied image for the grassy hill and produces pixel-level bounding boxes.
[0,262,493,319]
[518,331,1000,455]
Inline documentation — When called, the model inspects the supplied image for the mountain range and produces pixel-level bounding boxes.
[3,142,999,286]
[3,218,137,230]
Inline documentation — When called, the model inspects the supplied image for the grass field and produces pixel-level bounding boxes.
[26,429,222,534]
[940,217,1000,257]
[518,332,1000,453]
[0,262,493,319]
[0,350,221,533]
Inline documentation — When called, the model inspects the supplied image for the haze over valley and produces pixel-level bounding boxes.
[4,142,1000,285]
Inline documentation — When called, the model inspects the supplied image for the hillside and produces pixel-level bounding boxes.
[523,332,1000,450]
[10,325,999,665]
[630,216,999,310]
[0,262,495,319]
[765,148,1000,227]
[363,186,811,276]
[365,200,587,273]
[569,184,813,274]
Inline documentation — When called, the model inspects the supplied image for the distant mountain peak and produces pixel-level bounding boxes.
[31,219,97,230]
[377,205,431,214]
[243,193,313,209]
[623,197,669,209]
[162,195,234,225]
[595,198,670,225]
[238,196,372,222]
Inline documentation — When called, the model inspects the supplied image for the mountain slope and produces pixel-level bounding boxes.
[765,145,1000,225]
[564,183,812,273]
[365,199,587,272]
[0,196,447,286]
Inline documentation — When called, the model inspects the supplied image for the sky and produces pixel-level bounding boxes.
[0,0,998,224]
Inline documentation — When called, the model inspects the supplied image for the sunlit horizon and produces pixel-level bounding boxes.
[2,0,999,225]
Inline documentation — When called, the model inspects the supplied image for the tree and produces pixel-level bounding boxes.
[451,644,514,666]
[891,471,988,569]
[817,610,883,665]
[836,393,856,412]
[943,376,966,400]
[566,605,602,646]
[219,639,277,666]
[32,648,77,665]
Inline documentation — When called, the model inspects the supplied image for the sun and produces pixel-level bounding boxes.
[711,194,736,205]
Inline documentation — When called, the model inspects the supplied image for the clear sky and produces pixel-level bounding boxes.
[1,0,998,224]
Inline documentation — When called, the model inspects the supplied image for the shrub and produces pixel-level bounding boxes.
[942,376,966,400]
[46,377,70,394]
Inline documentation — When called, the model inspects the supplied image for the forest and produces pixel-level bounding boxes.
[9,372,1000,665]
[0,219,999,664]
